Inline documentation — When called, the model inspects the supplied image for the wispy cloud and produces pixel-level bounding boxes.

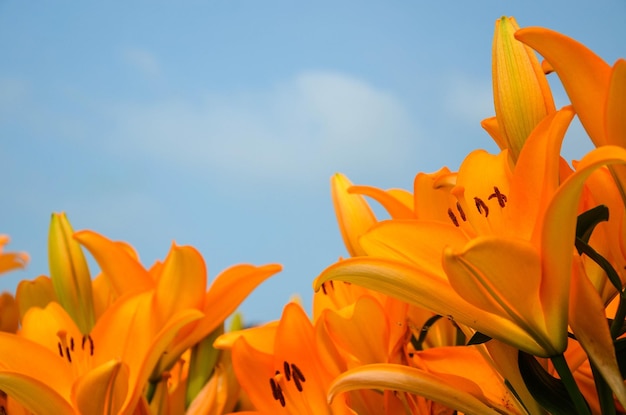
[443,73,493,125]
[122,47,161,79]
[105,71,419,185]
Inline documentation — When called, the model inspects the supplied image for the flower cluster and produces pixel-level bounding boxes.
[1,16,625,415]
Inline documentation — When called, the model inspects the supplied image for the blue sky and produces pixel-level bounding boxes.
[1,2,624,323]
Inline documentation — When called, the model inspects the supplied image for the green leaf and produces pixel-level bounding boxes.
[518,351,585,415]
[466,331,492,346]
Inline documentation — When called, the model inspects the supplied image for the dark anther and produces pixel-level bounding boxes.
[269,378,280,400]
[293,373,303,392]
[83,335,95,356]
[321,282,328,295]
[65,347,72,363]
[447,208,460,227]
[57,342,63,358]
[283,361,291,381]
[456,202,466,221]
[70,337,75,352]
[474,197,489,217]
[329,280,334,289]
[488,186,508,207]
[269,378,286,407]
[291,363,306,384]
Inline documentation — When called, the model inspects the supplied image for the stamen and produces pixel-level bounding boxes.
[474,197,489,217]
[269,378,286,407]
[447,208,459,227]
[488,186,508,207]
[321,282,328,295]
[283,361,291,381]
[456,202,466,221]
[57,331,73,364]
[70,337,75,352]
[82,335,95,356]
[291,363,306,392]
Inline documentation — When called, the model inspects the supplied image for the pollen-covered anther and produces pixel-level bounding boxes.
[269,377,286,407]
[82,334,95,356]
[283,361,292,381]
[56,330,73,364]
[291,363,306,392]
[456,202,466,221]
[488,186,508,207]
[447,208,460,227]
[474,197,489,217]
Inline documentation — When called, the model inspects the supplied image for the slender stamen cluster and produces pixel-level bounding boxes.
[448,186,508,227]
[56,331,95,364]
[268,361,307,407]
[320,280,335,295]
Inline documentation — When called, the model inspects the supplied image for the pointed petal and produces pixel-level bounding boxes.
[331,173,378,256]
[0,293,18,333]
[0,332,73,404]
[607,59,626,148]
[506,107,574,242]
[327,363,502,415]
[154,244,206,322]
[322,296,389,365]
[569,257,626,408]
[541,146,626,332]
[443,236,562,356]
[188,264,281,346]
[480,116,507,151]
[412,168,456,222]
[15,276,56,324]
[73,230,153,295]
[348,185,415,219]
[73,360,130,415]
[0,372,74,415]
[515,27,611,146]
[314,257,544,355]
[359,220,467,277]
[0,235,29,275]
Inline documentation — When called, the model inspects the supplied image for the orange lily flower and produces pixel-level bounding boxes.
[0,235,28,275]
[72,230,281,374]
[316,106,626,363]
[0,291,202,415]
[215,302,354,415]
[482,17,555,161]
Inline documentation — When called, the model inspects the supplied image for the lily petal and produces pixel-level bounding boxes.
[569,257,626,408]
[331,173,378,256]
[314,257,544,355]
[327,363,502,415]
[72,360,130,415]
[73,230,153,295]
[515,27,611,146]
[0,372,74,415]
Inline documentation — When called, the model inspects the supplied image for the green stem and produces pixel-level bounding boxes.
[590,362,617,415]
[551,354,591,415]
[611,293,626,339]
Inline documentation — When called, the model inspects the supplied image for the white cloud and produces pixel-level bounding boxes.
[106,71,418,184]
[443,74,493,125]
[122,48,161,79]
